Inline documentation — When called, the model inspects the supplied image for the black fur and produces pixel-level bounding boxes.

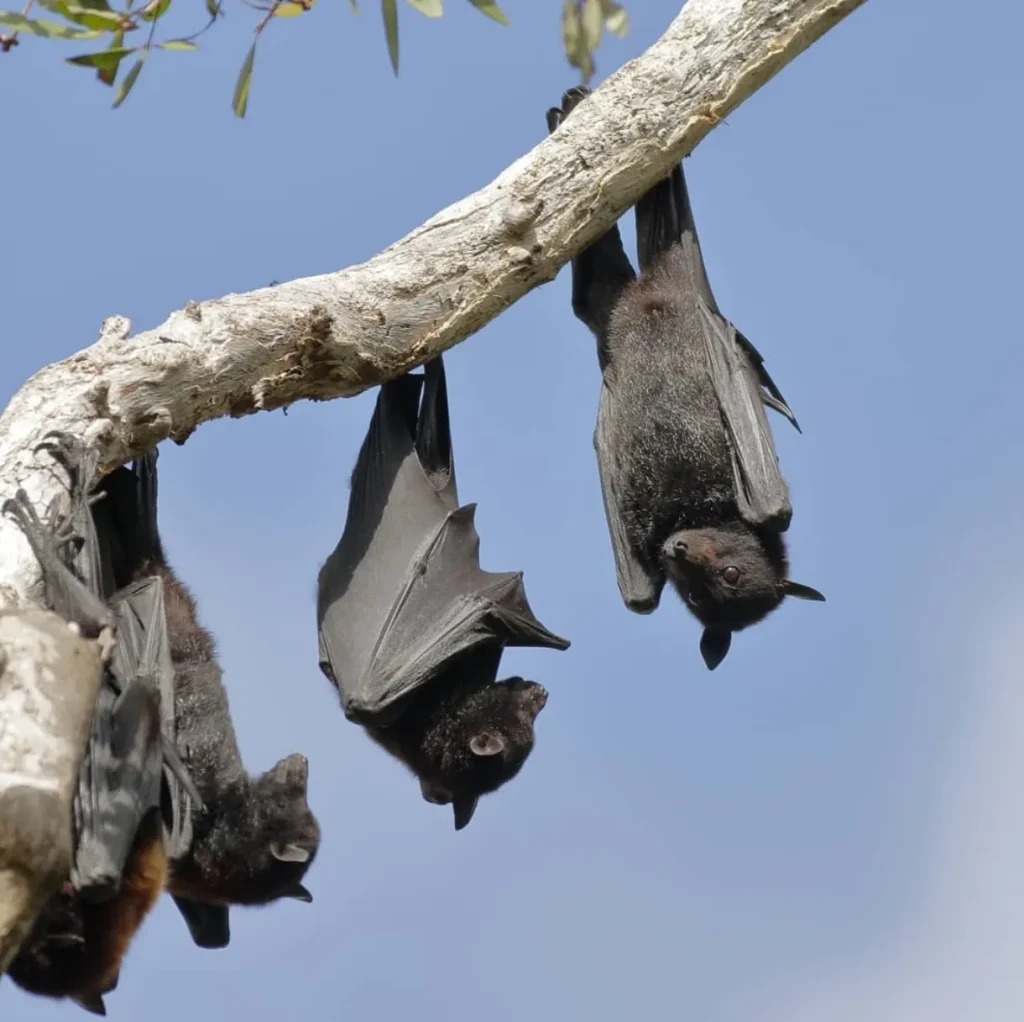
[97,456,320,933]
[365,648,548,830]
[547,86,823,668]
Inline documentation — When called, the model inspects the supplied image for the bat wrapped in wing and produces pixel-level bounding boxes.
[4,434,198,1016]
[546,86,825,671]
[94,450,319,952]
[317,355,570,829]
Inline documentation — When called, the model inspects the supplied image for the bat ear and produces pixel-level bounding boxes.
[700,628,732,671]
[453,796,479,831]
[469,732,505,757]
[779,580,826,602]
[271,753,309,789]
[282,882,313,903]
[271,842,311,864]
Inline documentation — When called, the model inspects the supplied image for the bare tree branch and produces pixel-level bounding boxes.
[0,609,105,972]
[0,0,867,967]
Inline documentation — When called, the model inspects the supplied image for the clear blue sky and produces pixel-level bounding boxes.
[3,1,1024,1019]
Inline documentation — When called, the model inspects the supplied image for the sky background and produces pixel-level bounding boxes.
[2,0,1024,1019]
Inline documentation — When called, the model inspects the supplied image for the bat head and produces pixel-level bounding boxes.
[242,753,321,904]
[661,525,824,669]
[415,678,549,831]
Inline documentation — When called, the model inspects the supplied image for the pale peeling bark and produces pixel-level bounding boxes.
[0,0,867,966]
[0,610,105,971]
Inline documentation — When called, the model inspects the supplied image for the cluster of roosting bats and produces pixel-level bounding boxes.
[1,87,825,1015]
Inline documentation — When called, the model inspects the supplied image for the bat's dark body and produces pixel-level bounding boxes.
[317,356,569,830]
[4,436,191,1016]
[546,87,824,670]
[96,453,320,950]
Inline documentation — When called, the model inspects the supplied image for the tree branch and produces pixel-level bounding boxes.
[0,609,106,972]
[0,0,867,966]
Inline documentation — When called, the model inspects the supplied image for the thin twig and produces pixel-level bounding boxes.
[0,0,36,53]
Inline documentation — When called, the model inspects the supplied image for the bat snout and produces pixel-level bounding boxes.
[508,679,548,714]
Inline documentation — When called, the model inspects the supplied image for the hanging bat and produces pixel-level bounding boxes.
[95,451,320,950]
[317,355,570,831]
[545,86,825,671]
[3,436,196,1016]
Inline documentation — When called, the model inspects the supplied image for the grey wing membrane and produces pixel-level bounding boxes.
[362,503,570,715]
[695,299,793,531]
[109,577,199,861]
[594,382,664,613]
[318,356,567,726]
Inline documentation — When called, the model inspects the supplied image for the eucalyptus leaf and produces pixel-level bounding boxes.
[581,0,602,52]
[112,55,144,107]
[232,40,256,118]
[599,0,628,36]
[96,27,123,84]
[66,45,135,69]
[61,6,127,30]
[381,0,398,73]
[466,0,505,24]
[561,0,593,82]
[406,0,440,15]
[0,10,101,36]
[273,0,313,15]
[139,0,170,21]
[204,0,220,18]
[158,37,197,48]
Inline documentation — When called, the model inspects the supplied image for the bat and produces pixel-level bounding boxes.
[4,435,196,1015]
[95,450,320,950]
[545,86,825,671]
[317,355,570,830]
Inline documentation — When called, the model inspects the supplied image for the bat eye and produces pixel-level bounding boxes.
[722,566,741,585]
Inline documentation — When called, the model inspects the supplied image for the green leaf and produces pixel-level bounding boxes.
[66,45,135,69]
[33,0,71,16]
[74,0,113,12]
[273,0,313,15]
[381,0,397,73]
[348,0,358,8]
[96,27,123,84]
[61,6,128,29]
[139,0,169,20]
[466,0,506,24]
[112,55,144,107]
[561,1,593,82]
[599,0,627,36]
[158,37,196,48]
[405,0,440,15]
[581,0,602,52]
[0,10,101,36]
[232,40,255,118]
[204,0,220,18]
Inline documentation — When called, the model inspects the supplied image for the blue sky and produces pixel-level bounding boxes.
[3,0,1024,1019]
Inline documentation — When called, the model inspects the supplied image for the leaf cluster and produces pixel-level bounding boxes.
[0,0,630,117]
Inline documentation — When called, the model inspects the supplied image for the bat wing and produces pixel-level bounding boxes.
[171,896,231,949]
[70,675,165,899]
[110,577,199,861]
[635,163,795,532]
[593,382,665,613]
[696,300,793,531]
[319,356,568,725]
